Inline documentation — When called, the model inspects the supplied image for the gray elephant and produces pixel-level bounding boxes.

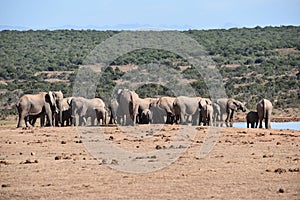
[54,97,73,126]
[16,91,63,128]
[246,111,259,128]
[256,99,273,129]
[71,97,106,126]
[116,89,139,126]
[212,102,221,122]
[108,98,119,124]
[215,98,247,122]
[136,97,153,124]
[173,96,202,125]
[199,98,213,126]
[148,98,164,124]
[139,109,152,124]
[157,96,176,124]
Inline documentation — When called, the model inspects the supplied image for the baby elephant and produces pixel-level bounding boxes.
[246,111,259,128]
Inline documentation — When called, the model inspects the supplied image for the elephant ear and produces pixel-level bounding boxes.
[205,98,212,105]
[46,91,56,106]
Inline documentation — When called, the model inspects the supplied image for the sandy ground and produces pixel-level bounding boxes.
[0,123,299,200]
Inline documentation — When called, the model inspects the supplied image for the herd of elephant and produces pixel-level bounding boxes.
[16,89,273,129]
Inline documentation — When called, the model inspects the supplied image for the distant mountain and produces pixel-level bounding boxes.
[49,24,193,31]
[0,24,191,31]
[0,25,30,31]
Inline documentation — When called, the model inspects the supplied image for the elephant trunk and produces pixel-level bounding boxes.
[57,101,63,126]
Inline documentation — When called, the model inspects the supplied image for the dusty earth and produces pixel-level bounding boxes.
[0,122,299,200]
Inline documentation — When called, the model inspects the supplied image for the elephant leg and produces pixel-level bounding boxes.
[133,113,137,125]
[17,113,23,128]
[91,116,96,126]
[229,110,234,122]
[198,112,202,126]
[258,118,263,128]
[109,112,114,124]
[45,114,52,126]
[133,106,139,126]
[208,114,212,126]
[225,111,230,122]
[31,116,37,127]
[54,113,59,127]
[265,118,270,129]
[220,111,224,122]
[20,110,29,128]
[166,112,173,124]
[83,116,88,126]
[117,115,122,125]
[180,113,186,125]
[247,122,249,128]
[192,113,198,126]
[25,116,31,128]
[78,116,83,126]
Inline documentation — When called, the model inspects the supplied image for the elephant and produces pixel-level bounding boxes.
[116,89,139,126]
[173,96,203,125]
[212,102,221,122]
[215,98,247,122]
[199,98,213,126]
[16,91,64,128]
[70,97,107,126]
[139,109,152,124]
[149,98,165,124]
[54,97,73,127]
[246,111,259,128]
[136,97,153,124]
[256,99,273,129]
[157,96,176,124]
[108,98,119,124]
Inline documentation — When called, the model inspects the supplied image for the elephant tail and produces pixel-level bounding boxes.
[263,99,267,119]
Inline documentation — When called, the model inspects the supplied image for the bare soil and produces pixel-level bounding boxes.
[0,123,299,200]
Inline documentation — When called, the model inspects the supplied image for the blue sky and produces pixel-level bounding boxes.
[0,0,299,30]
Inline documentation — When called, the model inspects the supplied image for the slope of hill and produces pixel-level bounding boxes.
[0,26,299,118]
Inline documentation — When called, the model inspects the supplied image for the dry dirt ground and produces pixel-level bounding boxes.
[0,123,299,200]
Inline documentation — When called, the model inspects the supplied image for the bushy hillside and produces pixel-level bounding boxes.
[0,26,299,118]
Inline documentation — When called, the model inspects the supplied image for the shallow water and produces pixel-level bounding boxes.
[233,122,300,131]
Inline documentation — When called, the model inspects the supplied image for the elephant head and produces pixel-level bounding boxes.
[228,99,246,112]
[199,98,212,109]
[47,91,64,125]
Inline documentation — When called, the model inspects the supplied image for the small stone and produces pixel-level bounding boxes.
[274,168,286,174]
[155,145,162,150]
[288,168,299,172]
[278,188,284,193]
[61,141,66,144]
[109,136,114,140]
[54,156,62,160]
[1,184,10,188]
[111,159,118,165]
[31,152,35,156]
